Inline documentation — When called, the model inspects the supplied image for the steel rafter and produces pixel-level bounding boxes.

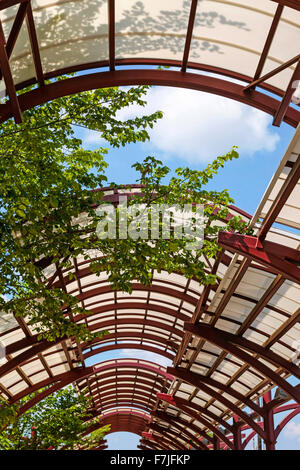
[157,393,233,434]
[143,429,186,451]
[146,424,188,450]
[0,0,299,129]
[181,0,198,73]
[247,4,284,90]
[12,360,172,415]
[151,409,211,449]
[162,371,266,441]
[0,19,22,122]
[249,238,300,276]
[150,420,207,451]
[271,0,300,12]
[183,323,300,404]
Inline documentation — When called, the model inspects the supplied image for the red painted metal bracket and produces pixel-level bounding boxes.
[218,231,300,283]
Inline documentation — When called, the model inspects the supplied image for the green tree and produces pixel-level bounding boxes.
[0,82,163,341]
[91,153,252,292]
[0,79,251,345]
[0,386,110,450]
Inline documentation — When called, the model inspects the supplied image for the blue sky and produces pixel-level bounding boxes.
[78,85,299,450]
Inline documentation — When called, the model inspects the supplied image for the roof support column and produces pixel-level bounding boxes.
[263,391,276,450]
[213,435,221,450]
[232,416,243,450]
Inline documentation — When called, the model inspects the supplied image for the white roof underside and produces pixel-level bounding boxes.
[0,0,299,95]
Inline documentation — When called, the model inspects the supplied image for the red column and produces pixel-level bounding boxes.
[213,434,221,450]
[263,391,276,450]
[232,415,243,450]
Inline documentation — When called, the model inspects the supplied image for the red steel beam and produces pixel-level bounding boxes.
[258,157,300,240]
[2,317,179,379]
[275,406,300,439]
[86,371,166,390]
[83,383,163,402]
[0,69,299,126]
[97,409,150,422]
[0,0,27,10]
[167,368,263,417]
[84,317,184,338]
[82,342,174,362]
[6,58,286,108]
[155,402,234,449]
[6,309,182,355]
[95,391,156,404]
[13,368,164,406]
[94,389,157,402]
[181,0,198,73]
[51,280,197,309]
[78,370,166,392]
[93,360,173,380]
[161,371,265,440]
[95,398,156,414]
[0,19,22,122]
[88,419,147,435]
[148,423,188,450]
[247,3,283,88]
[151,410,210,449]
[218,232,300,284]
[244,54,300,93]
[0,0,28,81]
[17,366,94,414]
[74,299,190,323]
[89,331,179,352]
[271,0,300,11]
[25,2,44,86]
[83,388,163,405]
[186,320,300,380]
[157,392,233,434]
[68,282,198,307]
[273,59,300,126]
[91,393,158,408]
[183,323,300,404]
[12,360,171,408]
[107,0,115,71]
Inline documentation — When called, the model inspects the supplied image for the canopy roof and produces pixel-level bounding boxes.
[0,139,299,448]
[0,0,300,125]
[0,0,299,451]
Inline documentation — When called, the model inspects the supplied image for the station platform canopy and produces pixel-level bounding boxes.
[0,0,299,451]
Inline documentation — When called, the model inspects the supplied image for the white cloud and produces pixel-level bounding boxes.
[117,87,280,163]
[120,348,172,368]
[284,421,300,442]
[81,128,105,147]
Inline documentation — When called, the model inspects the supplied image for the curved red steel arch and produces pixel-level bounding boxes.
[0,1,299,445]
[0,69,299,127]
[13,359,173,414]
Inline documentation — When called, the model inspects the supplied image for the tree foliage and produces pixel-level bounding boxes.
[93,152,252,292]
[0,83,162,341]
[0,79,252,345]
[0,386,110,450]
